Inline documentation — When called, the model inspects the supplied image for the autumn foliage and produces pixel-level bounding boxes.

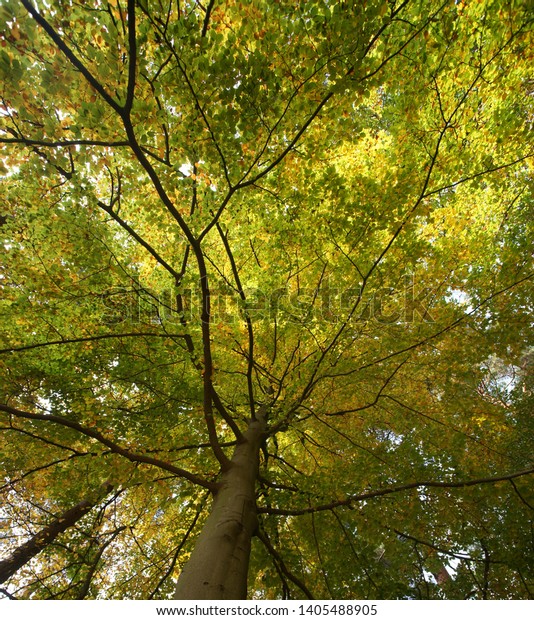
[0,0,533,600]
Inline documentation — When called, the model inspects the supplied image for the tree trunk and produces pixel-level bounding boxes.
[174,413,267,600]
[0,482,113,584]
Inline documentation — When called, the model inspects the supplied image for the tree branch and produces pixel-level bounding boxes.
[20,0,122,113]
[0,403,217,491]
[76,526,127,599]
[201,0,216,38]
[0,332,188,356]
[124,0,137,114]
[258,467,534,516]
[256,526,315,599]
[216,223,257,420]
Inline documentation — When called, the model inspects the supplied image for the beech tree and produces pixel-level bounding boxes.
[0,0,533,600]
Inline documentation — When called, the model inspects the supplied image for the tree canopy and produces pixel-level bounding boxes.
[0,0,533,600]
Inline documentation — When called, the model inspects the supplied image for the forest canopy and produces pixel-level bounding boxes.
[0,0,533,600]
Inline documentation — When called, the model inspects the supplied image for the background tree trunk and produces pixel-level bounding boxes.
[0,482,112,584]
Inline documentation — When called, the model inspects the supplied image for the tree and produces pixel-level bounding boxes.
[0,0,533,600]
[0,481,114,585]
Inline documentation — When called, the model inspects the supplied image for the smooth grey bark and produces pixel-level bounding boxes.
[0,482,113,584]
[174,411,267,600]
